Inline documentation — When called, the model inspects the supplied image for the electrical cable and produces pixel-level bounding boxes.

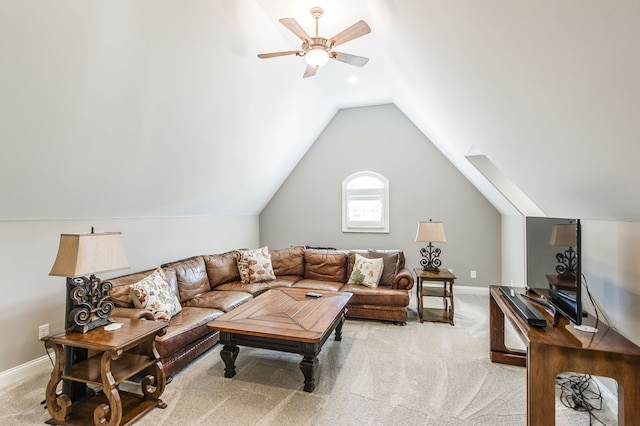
[556,373,607,425]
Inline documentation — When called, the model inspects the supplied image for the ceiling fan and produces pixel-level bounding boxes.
[258,7,371,78]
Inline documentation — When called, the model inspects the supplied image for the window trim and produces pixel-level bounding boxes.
[342,171,389,233]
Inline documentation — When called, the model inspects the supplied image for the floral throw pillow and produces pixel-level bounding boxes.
[235,246,276,284]
[130,268,182,321]
[347,254,384,288]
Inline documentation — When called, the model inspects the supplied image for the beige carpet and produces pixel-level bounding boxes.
[1,291,617,425]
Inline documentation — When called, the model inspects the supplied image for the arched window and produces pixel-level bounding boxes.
[342,171,389,233]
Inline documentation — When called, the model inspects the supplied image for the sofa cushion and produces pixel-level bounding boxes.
[216,275,299,296]
[291,279,344,292]
[367,250,400,287]
[270,246,305,276]
[347,254,384,288]
[340,284,410,307]
[130,268,182,321]
[203,251,240,288]
[235,246,276,284]
[303,249,348,282]
[163,256,211,303]
[181,290,252,312]
[154,306,223,359]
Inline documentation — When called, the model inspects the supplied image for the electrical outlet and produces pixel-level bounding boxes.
[470,270,477,279]
[38,323,49,340]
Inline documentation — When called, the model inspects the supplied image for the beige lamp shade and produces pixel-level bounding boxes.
[49,232,130,277]
[415,221,447,243]
[549,224,577,247]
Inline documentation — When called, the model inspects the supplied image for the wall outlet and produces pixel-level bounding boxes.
[470,270,477,279]
[38,323,49,340]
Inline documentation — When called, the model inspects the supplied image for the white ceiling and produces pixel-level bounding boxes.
[1,1,639,221]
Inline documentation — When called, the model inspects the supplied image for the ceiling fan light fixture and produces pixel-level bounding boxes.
[305,47,329,68]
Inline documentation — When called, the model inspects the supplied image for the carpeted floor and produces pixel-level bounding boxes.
[0,290,617,425]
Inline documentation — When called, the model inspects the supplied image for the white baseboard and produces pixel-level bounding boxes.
[0,353,55,391]
[592,376,618,415]
[455,285,490,295]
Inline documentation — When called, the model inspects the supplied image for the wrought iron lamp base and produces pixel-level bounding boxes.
[66,275,114,333]
[419,243,442,272]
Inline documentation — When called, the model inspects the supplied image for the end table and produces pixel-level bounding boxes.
[414,268,456,325]
[43,318,167,426]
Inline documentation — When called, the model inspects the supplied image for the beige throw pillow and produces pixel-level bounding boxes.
[130,268,182,321]
[347,254,384,288]
[235,246,276,284]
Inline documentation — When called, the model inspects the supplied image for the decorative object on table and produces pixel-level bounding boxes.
[415,220,447,272]
[548,223,577,281]
[49,227,130,333]
[258,7,371,78]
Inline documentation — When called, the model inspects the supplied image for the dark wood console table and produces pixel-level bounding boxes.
[489,285,640,425]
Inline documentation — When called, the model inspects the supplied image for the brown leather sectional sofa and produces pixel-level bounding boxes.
[107,246,414,377]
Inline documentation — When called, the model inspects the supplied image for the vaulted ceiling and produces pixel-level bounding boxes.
[1,1,639,220]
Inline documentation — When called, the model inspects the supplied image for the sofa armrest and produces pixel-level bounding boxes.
[111,307,155,320]
[393,268,414,290]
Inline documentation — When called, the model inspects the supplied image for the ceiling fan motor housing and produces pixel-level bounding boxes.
[302,37,332,53]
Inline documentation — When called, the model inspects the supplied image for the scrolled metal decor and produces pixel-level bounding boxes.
[419,243,442,272]
[67,276,114,333]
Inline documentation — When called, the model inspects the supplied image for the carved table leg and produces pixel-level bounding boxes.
[99,350,123,426]
[141,335,167,408]
[299,355,318,392]
[44,342,72,423]
[220,344,239,378]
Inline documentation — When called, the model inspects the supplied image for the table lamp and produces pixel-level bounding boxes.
[415,220,446,272]
[49,228,130,333]
[549,223,577,281]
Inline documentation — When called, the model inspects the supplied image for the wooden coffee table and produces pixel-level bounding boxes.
[207,287,352,392]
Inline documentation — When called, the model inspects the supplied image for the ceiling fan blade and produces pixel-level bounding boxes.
[329,20,371,47]
[257,51,301,59]
[279,18,311,42]
[331,51,369,67]
[303,65,317,78]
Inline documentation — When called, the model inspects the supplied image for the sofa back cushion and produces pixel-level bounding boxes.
[203,251,241,288]
[368,250,401,287]
[303,249,348,282]
[162,256,211,303]
[270,246,305,277]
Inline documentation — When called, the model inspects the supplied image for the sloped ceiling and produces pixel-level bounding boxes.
[1,1,638,220]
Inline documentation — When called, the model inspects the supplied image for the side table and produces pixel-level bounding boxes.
[414,268,456,325]
[43,318,167,426]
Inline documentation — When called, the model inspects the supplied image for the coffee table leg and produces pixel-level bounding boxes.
[299,355,318,392]
[220,344,239,378]
[334,315,345,341]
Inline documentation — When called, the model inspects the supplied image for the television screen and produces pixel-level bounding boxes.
[525,217,582,325]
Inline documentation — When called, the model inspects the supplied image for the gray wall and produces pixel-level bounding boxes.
[580,220,640,344]
[260,104,501,286]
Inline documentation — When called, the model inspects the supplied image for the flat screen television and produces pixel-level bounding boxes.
[525,217,582,325]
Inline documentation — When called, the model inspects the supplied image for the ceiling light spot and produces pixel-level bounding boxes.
[348,75,359,83]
